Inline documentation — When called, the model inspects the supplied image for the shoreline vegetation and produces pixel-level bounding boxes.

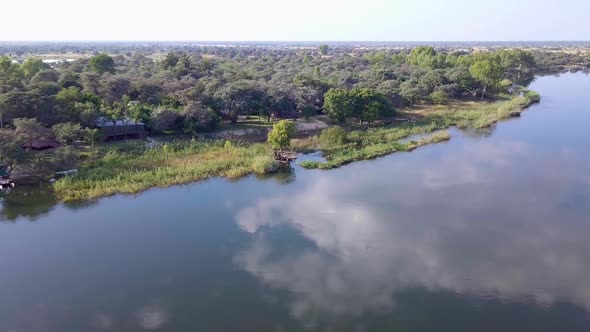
[0,43,555,201]
[54,91,539,201]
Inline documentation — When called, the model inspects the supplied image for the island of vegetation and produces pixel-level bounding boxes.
[0,42,577,200]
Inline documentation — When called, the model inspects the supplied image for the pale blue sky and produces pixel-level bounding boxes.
[2,0,588,41]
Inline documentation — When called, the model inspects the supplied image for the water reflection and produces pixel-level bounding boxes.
[0,185,98,222]
[0,186,59,221]
[235,137,590,323]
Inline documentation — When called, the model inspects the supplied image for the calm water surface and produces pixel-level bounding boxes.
[1,73,590,331]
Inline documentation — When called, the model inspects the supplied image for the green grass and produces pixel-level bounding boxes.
[54,90,539,200]
[54,139,274,201]
[297,92,538,169]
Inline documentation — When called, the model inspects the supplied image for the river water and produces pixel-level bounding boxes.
[1,73,590,331]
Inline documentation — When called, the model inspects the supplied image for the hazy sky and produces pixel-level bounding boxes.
[2,0,588,41]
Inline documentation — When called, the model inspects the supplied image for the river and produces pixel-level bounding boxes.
[1,72,590,331]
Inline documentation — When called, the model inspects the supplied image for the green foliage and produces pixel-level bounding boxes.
[409,46,440,69]
[319,126,347,147]
[162,52,179,69]
[53,139,275,201]
[83,128,102,147]
[429,90,449,104]
[224,140,233,151]
[301,93,537,169]
[251,155,279,174]
[469,57,505,99]
[0,128,25,164]
[128,102,152,124]
[318,44,330,55]
[52,122,82,144]
[13,118,50,139]
[323,88,351,122]
[88,53,115,74]
[267,120,296,150]
[323,87,393,123]
[21,58,49,78]
[524,90,541,102]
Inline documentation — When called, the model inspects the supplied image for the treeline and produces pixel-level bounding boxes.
[0,46,539,136]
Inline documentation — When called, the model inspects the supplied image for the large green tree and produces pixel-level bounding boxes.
[267,120,296,150]
[21,58,49,79]
[88,53,116,75]
[469,58,504,99]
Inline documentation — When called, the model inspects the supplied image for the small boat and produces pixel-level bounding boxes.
[55,169,79,176]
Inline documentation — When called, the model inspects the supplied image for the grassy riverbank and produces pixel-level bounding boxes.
[54,91,539,201]
[54,140,276,201]
[297,92,539,169]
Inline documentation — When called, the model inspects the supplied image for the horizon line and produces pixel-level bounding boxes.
[1,40,590,43]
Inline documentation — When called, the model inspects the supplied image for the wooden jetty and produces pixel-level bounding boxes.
[274,151,298,165]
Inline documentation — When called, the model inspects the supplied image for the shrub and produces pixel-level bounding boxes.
[251,155,279,174]
[500,79,513,89]
[524,90,541,102]
[319,126,347,147]
[429,90,449,104]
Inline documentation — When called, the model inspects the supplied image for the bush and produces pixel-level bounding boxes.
[319,126,347,147]
[429,90,449,104]
[524,90,541,102]
[251,155,279,174]
[52,122,82,144]
[500,79,513,89]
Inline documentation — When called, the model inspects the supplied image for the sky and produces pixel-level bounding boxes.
[1,0,589,41]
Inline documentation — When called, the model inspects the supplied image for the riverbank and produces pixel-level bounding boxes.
[297,91,539,169]
[53,91,539,201]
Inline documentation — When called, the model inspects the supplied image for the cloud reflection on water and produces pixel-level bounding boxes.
[235,138,590,322]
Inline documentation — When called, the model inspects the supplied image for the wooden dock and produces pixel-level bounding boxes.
[274,151,298,164]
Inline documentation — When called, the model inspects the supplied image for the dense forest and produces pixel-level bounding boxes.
[0,44,588,171]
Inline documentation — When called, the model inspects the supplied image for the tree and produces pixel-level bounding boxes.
[162,52,179,69]
[469,59,504,99]
[409,46,438,69]
[30,69,59,85]
[323,88,352,123]
[0,128,26,165]
[267,120,296,150]
[55,86,84,123]
[78,101,102,128]
[128,102,152,124]
[104,106,123,126]
[215,81,265,123]
[182,102,218,133]
[13,118,54,149]
[318,45,330,55]
[52,122,82,144]
[323,87,393,124]
[151,108,179,132]
[101,75,131,104]
[88,53,115,75]
[22,58,49,79]
[83,128,102,148]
